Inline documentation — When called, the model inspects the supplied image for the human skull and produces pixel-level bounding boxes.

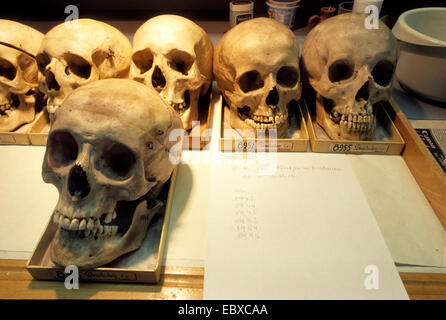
[213,17,301,138]
[301,13,397,140]
[0,20,44,132]
[37,19,132,117]
[130,15,213,131]
[42,79,182,268]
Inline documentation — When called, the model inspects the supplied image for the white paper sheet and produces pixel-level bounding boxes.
[162,160,210,267]
[0,145,211,267]
[204,152,408,299]
[0,146,58,259]
[347,154,446,267]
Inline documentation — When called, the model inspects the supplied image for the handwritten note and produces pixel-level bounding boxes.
[204,152,408,299]
[233,188,260,241]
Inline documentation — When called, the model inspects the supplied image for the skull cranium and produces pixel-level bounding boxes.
[130,15,213,131]
[301,13,397,140]
[0,20,44,132]
[42,79,182,268]
[37,19,132,117]
[213,18,301,138]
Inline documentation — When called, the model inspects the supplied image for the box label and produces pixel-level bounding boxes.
[0,134,16,144]
[54,269,138,281]
[234,140,294,152]
[277,141,293,151]
[257,141,293,151]
[329,142,389,153]
[81,270,138,281]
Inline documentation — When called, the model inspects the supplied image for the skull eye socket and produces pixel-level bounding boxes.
[18,54,38,84]
[372,60,394,86]
[100,141,136,179]
[238,70,264,93]
[166,49,194,75]
[48,131,78,168]
[0,57,17,81]
[36,52,50,73]
[64,53,91,79]
[132,48,154,74]
[328,59,353,83]
[277,66,298,87]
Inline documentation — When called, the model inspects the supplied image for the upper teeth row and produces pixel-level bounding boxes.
[53,211,117,235]
[339,119,373,131]
[0,103,12,112]
[252,115,273,123]
[244,118,285,129]
[331,113,373,124]
[171,101,188,111]
[248,114,285,124]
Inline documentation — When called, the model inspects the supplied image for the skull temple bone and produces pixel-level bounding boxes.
[301,13,397,140]
[0,20,44,132]
[37,19,132,117]
[213,17,302,138]
[131,15,213,131]
[42,79,182,268]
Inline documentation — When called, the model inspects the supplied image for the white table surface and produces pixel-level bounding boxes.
[1,19,446,275]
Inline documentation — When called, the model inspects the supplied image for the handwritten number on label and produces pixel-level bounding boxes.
[331,143,352,152]
[237,141,255,151]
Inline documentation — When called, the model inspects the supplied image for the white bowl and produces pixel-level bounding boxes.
[392,7,446,104]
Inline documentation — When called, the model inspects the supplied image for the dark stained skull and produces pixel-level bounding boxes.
[301,13,397,140]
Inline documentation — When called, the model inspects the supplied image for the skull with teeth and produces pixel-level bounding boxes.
[36,19,132,118]
[42,79,182,268]
[0,20,44,132]
[213,18,301,138]
[130,15,213,131]
[301,13,397,140]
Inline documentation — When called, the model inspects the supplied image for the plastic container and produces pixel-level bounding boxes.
[230,1,254,28]
[266,0,301,28]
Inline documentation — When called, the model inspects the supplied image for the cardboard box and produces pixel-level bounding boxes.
[302,97,405,155]
[25,167,178,284]
[0,112,40,145]
[219,99,309,152]
[27,110,50,146]
[182,83,217,150]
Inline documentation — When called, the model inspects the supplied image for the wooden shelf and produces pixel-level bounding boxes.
[2,259,446,300]
[0,259,204,300]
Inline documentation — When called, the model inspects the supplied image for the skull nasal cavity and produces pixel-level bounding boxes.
[45,70,60,91]
[266,87,279,106]
[355,81,370,102]
[152,66,166,89]
[68,165,90,199]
